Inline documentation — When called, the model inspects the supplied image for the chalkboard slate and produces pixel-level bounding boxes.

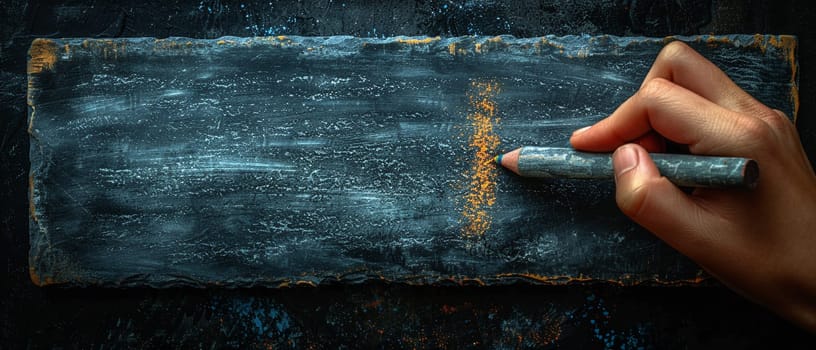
[27,35,798,287]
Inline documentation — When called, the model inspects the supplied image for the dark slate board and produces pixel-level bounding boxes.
[27,35,798,287]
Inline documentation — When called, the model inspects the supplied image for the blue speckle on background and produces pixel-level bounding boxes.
[574,292,653,350]
[252,316,265,335]
[209,295,302,347]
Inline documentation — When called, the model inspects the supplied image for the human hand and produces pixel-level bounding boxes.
[569,41,816,332]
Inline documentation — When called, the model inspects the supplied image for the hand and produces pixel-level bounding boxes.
[570,41,816,332]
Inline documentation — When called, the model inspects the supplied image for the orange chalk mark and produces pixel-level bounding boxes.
[777,35,799,120]
[752,35,799,120]
[27,39,57,74]
[396,36,440,45]
[461,81,501,237]
[294,280,317,287]
[29,266,42,286]
[474,37,508,54]
[704,34,732,47]
[79,39,126,59]
[534,37,565,55]
[752,34,767,53]
[154,38,185,51]
[29,173,37,223]
[494,272,709,286]
[26,42,49,134]
[26,101,36,134]
[29,263,56,286]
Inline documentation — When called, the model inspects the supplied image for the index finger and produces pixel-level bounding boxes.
[642,41,763,115]
[570,77,770,157]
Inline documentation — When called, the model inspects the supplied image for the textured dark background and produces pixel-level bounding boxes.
[3,0,816,348]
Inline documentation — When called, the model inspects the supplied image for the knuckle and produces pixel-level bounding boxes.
[736,116,774,142]
[638,77,675,101]
[657,41,693,64]
[765,108,796,132]
[725,88,761,112]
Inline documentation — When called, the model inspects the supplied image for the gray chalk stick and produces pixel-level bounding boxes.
[516,147,758,189]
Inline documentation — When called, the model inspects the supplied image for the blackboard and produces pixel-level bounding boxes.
[28,35,798,287]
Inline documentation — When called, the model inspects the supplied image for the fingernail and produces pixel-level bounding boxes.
[572,126,592,136]
[613,145,639,184]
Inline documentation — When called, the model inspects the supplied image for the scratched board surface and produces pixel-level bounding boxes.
[28,35,797,287]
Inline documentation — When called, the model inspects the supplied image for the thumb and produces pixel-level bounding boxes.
[612,144,719,260]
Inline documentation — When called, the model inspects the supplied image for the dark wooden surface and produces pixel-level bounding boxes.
[4,0,816,348]
[28,35,795,287]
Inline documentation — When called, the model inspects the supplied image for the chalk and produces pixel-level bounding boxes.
[496,147,758,189]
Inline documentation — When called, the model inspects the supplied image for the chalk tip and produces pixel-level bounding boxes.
[496,148,521,175]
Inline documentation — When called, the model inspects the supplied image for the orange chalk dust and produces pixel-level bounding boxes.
[27,39,58,74]
[461,81,501,237]
[28,173,37,223]
[750,35,799,120]
[395,36,440,45]
[775,36,800,119]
